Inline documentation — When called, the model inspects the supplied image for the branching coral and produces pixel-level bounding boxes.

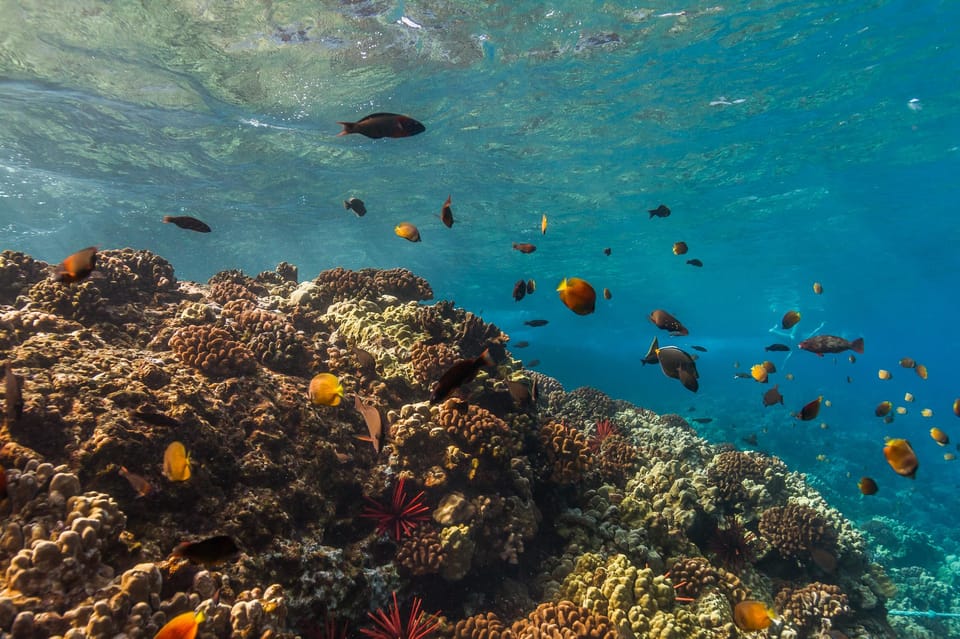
[510,600,619,639]
[667,557,748,604]
[396,527,446,576]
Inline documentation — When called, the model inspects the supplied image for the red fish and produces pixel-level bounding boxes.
[429,349,495,404]
[798,335,864,357]
[795,396,823,421]
[649,309,689,336]
[512,242,537,254]
[337,113,425,138]
[53,246,98,284]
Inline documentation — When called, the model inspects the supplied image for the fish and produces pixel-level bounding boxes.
[351,346,378,374]
[763,385,784,407]
[439,195,454,228]
[118,466,153,498]
[336,112,425,138]
[904,392,914,403]
[512,341,530,348]
[656,346,699,392]
[798,335,864,357]
[344,197,367,217]
[354,395,386,454]
[858,476,878,495]
[946,453,956,461]
[954,398,960,417]
[733,600,774,631]
[641,336,660,366]
[526,279,536,293]
[53,246,98,284]
[899,357,916,368]
[762,360,776,373]
[765,343,790,352]
[742,433,759,446]
[796,396,823,421]
[603,247,612,256]
[878,369,892,380]
[394,222,421,242]
[733,372,753,379]
[133,410,181,428]
[430,349,495,404]
[154,610,206,639]
[524,319,549,327]
[875,401,893,417]
[883,438,918,479]
[557,277,596,315]
[672,241,688,255]
[691,345,707,353]
[4,362,23,424]
[507,380,536,407]
[309,373,344,406]
[813,282,823,295]
[162,441,192,482]
[691,417,713,424]
[525,359,540,368]
[603,288,612,300]
[648,204,671,219]
[921,408,934,418]
[541,214,548,235]
[649,309,688,336]
[686,259,703,267]
[915,363,928,380]
[162,216,211,233]
[750,364,768,384]
[172,535,240,566]
[512,280,527,302]
[930,427,949,446]
[849,354,857,363]
[512,242,536,254]
[781,310,801,329]
[896,406,907,415]
[785,373,795,380]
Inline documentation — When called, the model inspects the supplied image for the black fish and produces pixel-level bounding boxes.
[163,216,211,233]
[765,343,791,352]
[172,535,240,566]
[430,349,495,404]
[513,280,527,302]
[4,362,23,423]
[691,345,707,352]
[344,197,367,217]
[686,259,703,267]
[641,336,660,366]
[648,204,671,218]
[337,113,425,139]
[513,341,530,348]
[132,410,180,428]
[603,247,612,256]
[691,417,713,424]
[657,346,699,392]
[524,319,549,327]
[733,372,753,379]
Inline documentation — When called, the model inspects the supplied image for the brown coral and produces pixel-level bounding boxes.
[774,581,850,632]
[27,278,106,324]
[396,526,446,576]
[168,325,257,377]
[0,251,50,305]
[758,504,838,561]
[668,556,748,603]
[209,280,260,305]
[235,308,313,374]
[707,450,767,504]
[510,600,619,639]
[539,421,591,484]
[454,611,515,639]
[410,341,460,387]
[595,434,638,484]
[437,402,521,461]
[311,266,433,310]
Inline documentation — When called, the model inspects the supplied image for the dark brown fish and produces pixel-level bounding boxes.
[781,310,801,329]
[430,349,495,404]
[603,247,612,256]
[171,535,240,566]
[440,195,454,228]
[686,259,703,267]
[798,335,864,357]
[762,384,784,407]
[648,204,671,218]
[4,362,23,423]
[351,346,377,374]
[336,113,425,139]
[603,288,612,300]
[53,246,98,284]
[512,280,527,302]
[512,242,537,254]
[795,396,823,421]
[524,319,549,327]
[344,197,367,217]
[765,343,790,352]
[641,336,660,365]
[354,394,386,454]
[526,279,536,293]
[649,309,689,336]
[657,346,699,392]
[506,380,535,407]
[525,359,541,368]
[513,341,530,348]
[691,345,707,353]
[163,216,211,233]
[810,547,837,573]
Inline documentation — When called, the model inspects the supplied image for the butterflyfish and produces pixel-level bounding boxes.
[858,476,878,495]
[672,241,688,255]
[557,277,596,315]
[781,310,801,329]
[883,438,918,478]
[394,222,421,242]
[930,427,949,446]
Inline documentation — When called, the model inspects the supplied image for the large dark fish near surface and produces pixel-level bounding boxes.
[429,349,495,404]
[4,362,23,423]
[172,535,240,566]
[798,335,864,357]
[656,346,699,392]
[163,215,211,233]
[337,113,425,139]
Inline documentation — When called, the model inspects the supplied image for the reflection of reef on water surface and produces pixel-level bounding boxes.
[0,248,898,638]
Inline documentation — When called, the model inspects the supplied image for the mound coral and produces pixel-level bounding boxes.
[774,581,850,633]
[759,503,838,562]
[168,324,257,377]
[538,421,592,484]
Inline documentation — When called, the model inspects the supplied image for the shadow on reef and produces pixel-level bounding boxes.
[0,249,901,638]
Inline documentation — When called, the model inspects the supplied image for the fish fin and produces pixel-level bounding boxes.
[162,216,172,223]
[344,201,350,209]
[336,122,355,136]
[851,337,864,354]
[478,348,495,367]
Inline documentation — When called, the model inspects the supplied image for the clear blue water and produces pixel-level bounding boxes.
[2,0,959,624]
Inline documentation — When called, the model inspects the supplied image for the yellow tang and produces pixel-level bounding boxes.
[163,441,191,482]
[309,373,344,407]
[556,277,596,315]
[541,213,548,235]
[154,610,205,639]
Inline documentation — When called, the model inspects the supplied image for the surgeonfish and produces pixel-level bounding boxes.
[309,373,344,406]
[336,113,425,138]
[53,246,98,284]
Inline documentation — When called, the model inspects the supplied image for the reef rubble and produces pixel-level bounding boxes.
[0,249,898,638]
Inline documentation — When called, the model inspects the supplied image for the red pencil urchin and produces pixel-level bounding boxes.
[359,591,439,639]
[589,418,619,451]
[360,478,431,541]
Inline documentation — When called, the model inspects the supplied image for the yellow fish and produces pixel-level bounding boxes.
[541,213,548,235]
[163,441,192,482]
[394,222,421,242]
[309,373,344,406]
[921,408,934,418]
[154,610,205,639]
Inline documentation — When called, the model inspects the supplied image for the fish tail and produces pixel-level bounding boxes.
[162,216,172,223]
[851,337,864,354]
[343,200,350,209]
[478,348,495,367]
[336,122,355,136]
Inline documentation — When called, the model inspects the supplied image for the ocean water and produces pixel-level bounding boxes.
[1,0,959,630]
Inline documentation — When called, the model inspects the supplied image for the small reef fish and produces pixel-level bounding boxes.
[763,385,784,407]
[512,242,536,254]
[118,466,153,498]
[53,246,98,284]
[309,373,344,407]
[541,214,547,235]
[946,453,956,461]
[672,241,688,255]
[915,363,928,380]
[813,281,823,294]
[795,396,823,421]
[686,259,703,267]
[394,222,421,242]
[920,408,933,417]
[750,364,769,384]
[899,357,916,368]
[133,410,181,428]
[172,535,240,566]
[4,362,23,424]
[336,112,425,138]
[649,309,688,336]
[742,433,759,446]
[512,280,527,302]
[781,310,801,330]
[733,600,774,631]
[904,392,914,403]
[603,288,612,300]
[875,401,893,417]
[691,346,707,352]
[858,476,878,495]
[883,438,918,479]
[798,335,864,357]
[162,441,192,482]
[895,406,907,415]
[430,349,495,404]
[526,279,536,293]
[954,398,960,417]
[440,195,454,228]
[557,278,596,315]
[765,343,790,352]
[656,346,699,393]
[162,216,211,233]
[507,379,537,407]
[603,247,612,256]
[878,369,892,380]
[154,610,206,639]
[512,341,530,348]
[354,395,386,454]
[733,372,753,379]
[762,361,776,373]
[641,336,660,366]
[648,204,671,218]
[344,197,367,217]
[690,417,713,424]
[930,427,949,446]
[525,359,540,368]
[810,547,837,573]
[524,319,548,327]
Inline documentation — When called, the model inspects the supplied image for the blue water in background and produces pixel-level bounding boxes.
[2,0,959,620]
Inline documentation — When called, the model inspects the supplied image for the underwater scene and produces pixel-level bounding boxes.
[0,1,958,638]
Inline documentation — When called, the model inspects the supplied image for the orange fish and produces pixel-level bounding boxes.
[796,396,822,421]
[813,282,823,294]
[512,242,536,254]
[541,214,548,235]
[733,600,774,631]
[355,395,386,454]
[750,364,769,384]
[883,438,918,479]
[672,241,688,255]
[878,369,892,380]
[336,113,425,138]
[394,222,421,242]
[154,610,205,639]
[119,466,153,498]
[440,196,454,228]
[875,401,893,417]
[54,246,98,284]
[781,310,801,329]
[858,476,878,495]
[930,427,949,446]
[649,309,688,336]
[915,363,928,380]
[954,398,960,417]
[557,278,596,315]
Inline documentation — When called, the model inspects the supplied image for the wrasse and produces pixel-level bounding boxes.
[337,112,425,139]
[163,216,211,233]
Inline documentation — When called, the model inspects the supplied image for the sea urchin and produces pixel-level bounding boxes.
[359,591,439,639]
[360,478,431,541]
[706,516,757,572]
